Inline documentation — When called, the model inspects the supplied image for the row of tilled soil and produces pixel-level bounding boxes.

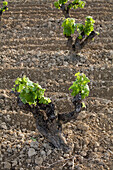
[0,64,113,100]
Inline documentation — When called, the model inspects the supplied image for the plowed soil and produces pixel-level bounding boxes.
[0,0,113,169]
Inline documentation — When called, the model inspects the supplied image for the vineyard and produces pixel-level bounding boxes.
[0,0,113,169]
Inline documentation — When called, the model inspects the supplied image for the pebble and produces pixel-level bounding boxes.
[64,153,69,158]
[28,148,36,157]
[42,143,51,149]
[12,159,18,166]
[7,147,12,153]
[1,122,7,130]
[4,162,11,169]
[0,94,7,99]
[35,156,43,165]
[26,159,31,164]
[40,150,46,156]
[77,122,89,131]
[30,141,39,149]
[94,142,100,147]
[47,150,52,156]
[77,111,87,120]
[35,166,40,170]
[81,151,87,157]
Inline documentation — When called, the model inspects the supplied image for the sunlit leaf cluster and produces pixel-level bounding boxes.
[62,18,76,36]
[62,16,95,38]
[54,0,85,9]
[69,72,90,99]
[54,0,68,8]
[69,0,85,9]
[12,76,51,105]
[0,0,8,14]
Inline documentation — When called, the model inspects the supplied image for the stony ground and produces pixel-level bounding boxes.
[0,0,113,169]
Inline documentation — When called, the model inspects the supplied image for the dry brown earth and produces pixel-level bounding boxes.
[0,0,113,169]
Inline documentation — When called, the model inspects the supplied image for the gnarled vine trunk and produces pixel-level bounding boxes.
[16,93,82,151]
[60,3,97,53]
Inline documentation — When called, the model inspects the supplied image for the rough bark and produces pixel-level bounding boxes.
[79,31,97,50]
[67,31,97,53]
[60,2,79,18]
[60,4,70,18]
[14,92,82,151]
[65,35,73,49]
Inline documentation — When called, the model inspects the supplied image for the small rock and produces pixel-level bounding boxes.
[109,50,113,57]
[26,159,31,164]
[28,148,36,157]
[4,162,11,169]
[12,159,18,166]
[77,122,89,131]
[0,94,7,99]
[64,61,68,66]
[81,151,87,157]
[50,31,54,35]
[7,147,12,153]
[94,142,100,147]
[64,154,69,158]
[40,150,46,157]
[35,156,43,165]
[43,143,51,149]
[80,57,86,63]
[6,115,11,122]
[47,150,52,156]
[90,66,94,71]
[77,111,87,120]
[1,122,7,130]
[30,141,39,149]
[75,164,82,170]
[35,166,41,170]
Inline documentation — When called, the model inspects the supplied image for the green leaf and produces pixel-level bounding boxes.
[96,31,99,35]
[12,88,15,91]
[84,16,95,36]
[18,84,24,92]
[62,18,76,36]
[78,35,82,39]
[82,102,86,108]
[75,72,80,77]
[12,76,51,106]
[69,72,90,99]
[31,137,36,141]
[54,1,60,9]
[3,1,8,6]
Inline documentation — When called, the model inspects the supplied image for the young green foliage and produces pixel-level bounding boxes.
[12,76,51,105]
[54,0,68,9]
[62,16,95,38]
[54,0,85,10]
[62,18,76,36]
[84,16,95,36]
[54,0,98,49]
[69,0,85,9]
[69,72,90,99]
[0,0,8,15]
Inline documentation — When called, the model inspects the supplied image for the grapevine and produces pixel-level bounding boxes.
[54,0,99,52]
[69,72,90,109]
[12,73,90,150]
[0,0,8,16]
